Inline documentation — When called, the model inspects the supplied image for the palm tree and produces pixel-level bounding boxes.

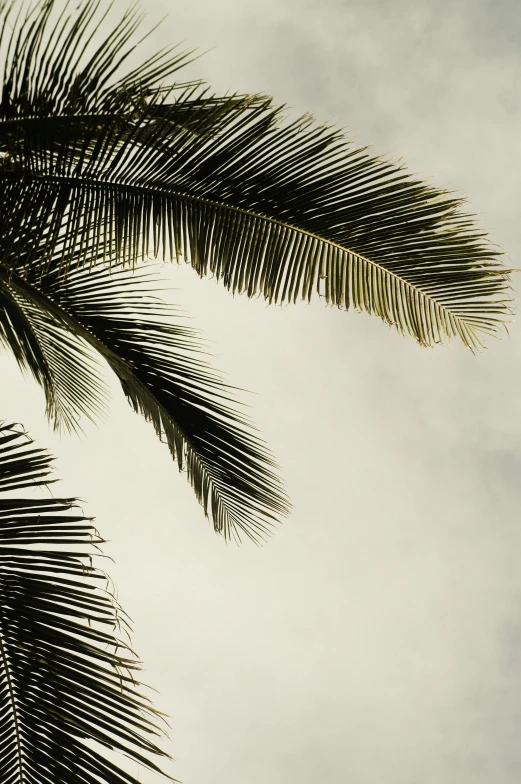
[0,0,512,780]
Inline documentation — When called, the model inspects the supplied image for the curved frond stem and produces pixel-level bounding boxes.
[0,631,23,783]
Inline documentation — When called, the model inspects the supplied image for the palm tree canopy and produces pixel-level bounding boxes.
[0,421,172,783]
[0,0,512,539]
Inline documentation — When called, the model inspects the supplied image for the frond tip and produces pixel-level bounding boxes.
[0,421,174,783]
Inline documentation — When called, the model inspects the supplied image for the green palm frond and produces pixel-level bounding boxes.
[0,421,173,783]
[47,265,288,542]
[0,239,289,541]
[0,0,511,351]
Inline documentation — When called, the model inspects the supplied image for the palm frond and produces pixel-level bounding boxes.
[0,421,173,783]
[0,0,510,350]
[1,250,289,542]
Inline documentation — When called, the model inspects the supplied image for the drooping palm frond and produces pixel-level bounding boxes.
[0,0,511,351]
[44,265,288,543]
[0,421,173,783]
[0,225,289,542]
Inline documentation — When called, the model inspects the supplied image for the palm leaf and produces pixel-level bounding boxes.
[1,241,289,542]
[45,264,287,543]
[0,421,173,783]
[0,0,511,350]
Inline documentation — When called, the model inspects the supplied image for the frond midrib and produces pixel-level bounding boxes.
[0,112,204,138]
[0,626,24,783]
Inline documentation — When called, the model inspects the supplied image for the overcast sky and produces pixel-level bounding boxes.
[2,1,521,782]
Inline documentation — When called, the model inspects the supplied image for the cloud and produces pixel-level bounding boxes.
[2,1,520,781]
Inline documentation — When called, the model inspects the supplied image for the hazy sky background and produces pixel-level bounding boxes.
[2,0,521,782]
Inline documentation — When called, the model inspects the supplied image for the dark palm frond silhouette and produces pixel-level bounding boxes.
[0,0,511,347]
[0,0,511,544]
[0,421,172,783]
[8,245,288,543]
